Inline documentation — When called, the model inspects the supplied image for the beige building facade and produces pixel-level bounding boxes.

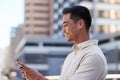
[80,0,120,34]
[24,0,53,38]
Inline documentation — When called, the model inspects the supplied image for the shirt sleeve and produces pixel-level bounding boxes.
[70,54,105,80]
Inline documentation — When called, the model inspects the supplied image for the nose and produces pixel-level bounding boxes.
[62,26,65,33]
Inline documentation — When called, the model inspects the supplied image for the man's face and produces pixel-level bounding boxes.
[62,13,79,42]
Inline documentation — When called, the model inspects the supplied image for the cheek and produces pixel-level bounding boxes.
[69,28,78,36]
[68,26,75,33]
[67,28,74,36]
[67,25,72,31]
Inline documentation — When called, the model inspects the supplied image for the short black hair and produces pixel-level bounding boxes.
[62,5,92,32]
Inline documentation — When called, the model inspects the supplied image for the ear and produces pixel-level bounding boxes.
[77,19,84,30]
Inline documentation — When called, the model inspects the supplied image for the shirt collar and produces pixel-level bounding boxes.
[72,39,98,51]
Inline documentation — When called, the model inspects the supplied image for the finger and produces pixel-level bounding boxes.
[19,69,25,76]
[21,72,26,78]
[19,66,28,73]
[16,60,25,67]
[19,66,24,70]
[19,69,27,78]
[17,61,30,72]
[16,60,24,66]
[19,67,25,73]
[16,61,29,71]
[25,74,30,80]
[22,72,30,80]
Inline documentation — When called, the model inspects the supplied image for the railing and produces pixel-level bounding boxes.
[106,74,120,80]
[46,75,59,80]
[46,74,120,80]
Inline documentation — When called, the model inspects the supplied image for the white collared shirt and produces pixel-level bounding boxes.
[59,39,108,80]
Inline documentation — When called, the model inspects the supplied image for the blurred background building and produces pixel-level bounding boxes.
[24,0,53,38]
[2,0,120,80]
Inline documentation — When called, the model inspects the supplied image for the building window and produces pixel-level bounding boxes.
[25,42,38,46]
[98,10,104,17]
[25,17,30,20]
[26,3,31,6]
[33,17,49,20]
[33,31,49,35]
[98,25,104,33]
[24,54,47,64]
[25,10,30,13]
[25,31,30,34]
[38,70,48,75]
[25,24,30,27]
[34,3,48,6]
[54,9,58,13]
[33,24,48,27]
[34,10,48,13]
[97,0,104,2]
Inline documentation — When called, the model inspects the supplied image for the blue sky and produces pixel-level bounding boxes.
[0,0,24,49]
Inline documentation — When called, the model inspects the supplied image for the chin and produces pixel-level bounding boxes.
[66,38,73,42]
[65,36,73,41]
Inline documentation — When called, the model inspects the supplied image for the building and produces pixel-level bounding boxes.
[24,0,53,38]
[52,0,120,36]
[10,25,24,54]
[2,25,24,75]
[80,0,120,34]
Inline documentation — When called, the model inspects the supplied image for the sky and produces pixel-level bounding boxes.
[0,0,24,50]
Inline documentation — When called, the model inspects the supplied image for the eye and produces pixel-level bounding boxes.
[63,24,68,27]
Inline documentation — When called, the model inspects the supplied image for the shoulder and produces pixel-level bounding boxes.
[82,45,105,60]
[80,51,107,70]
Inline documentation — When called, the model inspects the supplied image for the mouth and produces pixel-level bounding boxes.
[64,33,69,37]
[64,33,67,36]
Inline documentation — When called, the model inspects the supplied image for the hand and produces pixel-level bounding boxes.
[16,60,48,80]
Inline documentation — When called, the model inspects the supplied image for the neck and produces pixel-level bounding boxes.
[75,37,90,44]
[75,31,90,44]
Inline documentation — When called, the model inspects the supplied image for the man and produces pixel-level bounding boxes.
[16,5,107,80]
